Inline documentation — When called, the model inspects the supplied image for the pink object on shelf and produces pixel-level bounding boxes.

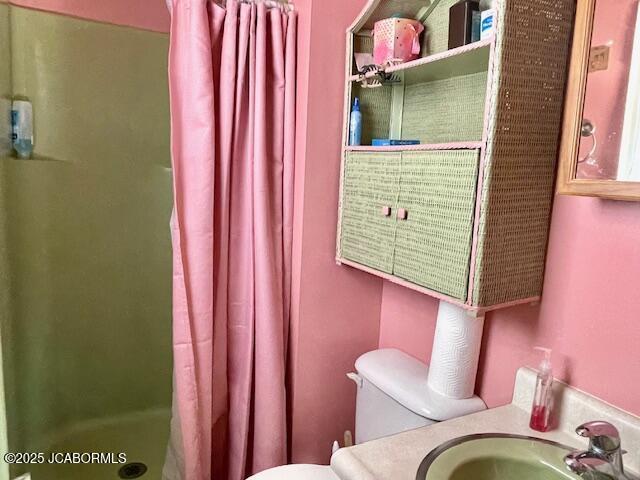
[373,17,424,65]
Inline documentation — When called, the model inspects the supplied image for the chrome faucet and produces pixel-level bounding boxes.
[564,421,636,480]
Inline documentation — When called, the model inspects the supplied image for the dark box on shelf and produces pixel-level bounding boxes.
[448,1,480,49]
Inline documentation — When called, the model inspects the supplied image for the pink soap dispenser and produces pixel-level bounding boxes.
[529,347,553,432]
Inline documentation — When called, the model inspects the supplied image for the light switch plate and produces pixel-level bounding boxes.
[588,44,610,72]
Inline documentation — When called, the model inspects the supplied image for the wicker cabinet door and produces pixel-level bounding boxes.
[393,150,479,300]
[340,151,401,273]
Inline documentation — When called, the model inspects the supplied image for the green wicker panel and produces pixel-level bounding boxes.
[472,0,575,306]
[352,83,392,145]
[340,151,401,273]
[393,150,479,300]
[354,34,374,54]
[422,0,459,55]
[353,34,373,75]
[401,71,488,144]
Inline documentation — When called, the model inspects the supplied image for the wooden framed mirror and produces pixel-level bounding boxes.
[558,0,640,201]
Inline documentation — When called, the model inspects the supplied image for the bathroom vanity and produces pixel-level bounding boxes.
[335,0,576,315]
[330,368,640,480]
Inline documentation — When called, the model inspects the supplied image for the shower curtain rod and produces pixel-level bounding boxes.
[165,0,294,13]
[237,0,294,11]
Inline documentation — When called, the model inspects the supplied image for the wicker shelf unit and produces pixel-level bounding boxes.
[336,0,576,314]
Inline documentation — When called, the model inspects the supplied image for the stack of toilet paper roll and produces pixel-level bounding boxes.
[427,301,485,399]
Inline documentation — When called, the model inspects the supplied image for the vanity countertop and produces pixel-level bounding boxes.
[330,368,640,480]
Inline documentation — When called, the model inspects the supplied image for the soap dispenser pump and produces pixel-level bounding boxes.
[529,347,553,432]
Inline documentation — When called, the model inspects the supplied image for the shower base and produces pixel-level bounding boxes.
[25,408,170,480]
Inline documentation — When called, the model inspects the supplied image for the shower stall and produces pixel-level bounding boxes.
[0,3,173,479]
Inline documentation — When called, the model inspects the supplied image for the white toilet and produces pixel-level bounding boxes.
[247,349,486,479]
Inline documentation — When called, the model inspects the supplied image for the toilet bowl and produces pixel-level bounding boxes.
[248,349,486,479]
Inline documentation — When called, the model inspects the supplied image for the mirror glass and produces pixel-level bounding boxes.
[576,0,640,181]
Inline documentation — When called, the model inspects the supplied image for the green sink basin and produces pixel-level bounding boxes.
[417,434,582,480]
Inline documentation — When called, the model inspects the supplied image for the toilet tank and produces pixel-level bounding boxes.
[352,349,486,444]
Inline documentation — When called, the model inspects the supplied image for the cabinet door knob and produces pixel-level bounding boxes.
[381,206,392,217]
[397,208,408,220]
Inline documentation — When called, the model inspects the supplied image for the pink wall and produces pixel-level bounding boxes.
[379,282,438,364]
[477,196,640,414]
[578,0,637,179]
[289,0,384,464]
[9,0,170,32]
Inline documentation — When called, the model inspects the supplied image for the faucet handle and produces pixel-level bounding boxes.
[565,451,610,475]
[576,421,621,454]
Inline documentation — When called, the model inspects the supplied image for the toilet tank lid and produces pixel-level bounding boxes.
[355,349,486,422]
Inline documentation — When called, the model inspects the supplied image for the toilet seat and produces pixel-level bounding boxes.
[246,464,340,480]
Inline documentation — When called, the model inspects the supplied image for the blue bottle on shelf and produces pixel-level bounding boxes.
[349,97,362,146]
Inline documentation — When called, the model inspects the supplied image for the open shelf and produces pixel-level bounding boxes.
[349,37,494,84]
[344,141,484,152]
[348,38,493,145]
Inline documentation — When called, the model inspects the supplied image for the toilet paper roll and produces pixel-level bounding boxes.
[427,302,485,399]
